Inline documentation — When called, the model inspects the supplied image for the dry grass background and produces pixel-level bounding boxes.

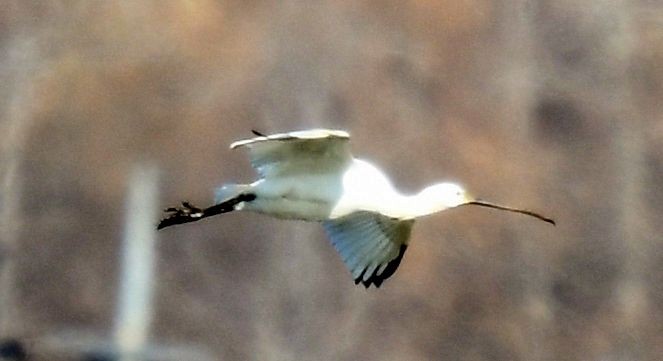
[1,1,662,360]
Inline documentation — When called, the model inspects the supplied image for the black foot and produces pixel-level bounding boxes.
[157,201,205,230]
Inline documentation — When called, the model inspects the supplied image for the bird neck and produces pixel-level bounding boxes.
[384,190,448,219]
[410,191,449,217]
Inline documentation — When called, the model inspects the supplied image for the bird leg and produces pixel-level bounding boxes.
[157,193,257,230]
[157,201,205,230]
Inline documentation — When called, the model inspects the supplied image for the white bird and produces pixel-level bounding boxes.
[158,129,554,288]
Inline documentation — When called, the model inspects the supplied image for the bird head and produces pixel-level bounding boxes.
[416,183,555,225]
[419,182,472,210]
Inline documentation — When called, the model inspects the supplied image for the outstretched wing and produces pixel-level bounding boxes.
[230,129,352,178]
[323,211,414,288]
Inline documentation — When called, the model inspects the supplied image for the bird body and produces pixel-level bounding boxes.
[159,128,554,287]
[228,159,403,221]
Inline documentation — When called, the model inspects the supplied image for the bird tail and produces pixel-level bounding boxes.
[214,183,252,204]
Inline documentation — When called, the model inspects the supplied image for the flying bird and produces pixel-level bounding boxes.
[158,129,554,287]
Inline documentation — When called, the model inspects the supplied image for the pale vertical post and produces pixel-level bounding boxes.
[114,164,159,361]
[0,39,37,339]
[35,163,213,360]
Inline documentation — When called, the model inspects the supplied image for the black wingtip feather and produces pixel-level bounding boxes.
[251,129,266,136]
[354,244,408,288]
[0,338,27,361]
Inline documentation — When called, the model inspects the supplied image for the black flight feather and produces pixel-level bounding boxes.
[355,244,408,288]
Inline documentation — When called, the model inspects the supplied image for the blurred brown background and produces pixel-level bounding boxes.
[1,1,662,360]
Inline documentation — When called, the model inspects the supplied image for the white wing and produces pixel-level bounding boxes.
[230,129,352,178]
[323,211,414,288]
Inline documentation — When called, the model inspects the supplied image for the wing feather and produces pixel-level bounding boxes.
[354,224,391,279]
[323,211,414,288]
[230,129,352,178]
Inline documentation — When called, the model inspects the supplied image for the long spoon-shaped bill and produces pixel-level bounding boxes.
[465,200,556,226]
